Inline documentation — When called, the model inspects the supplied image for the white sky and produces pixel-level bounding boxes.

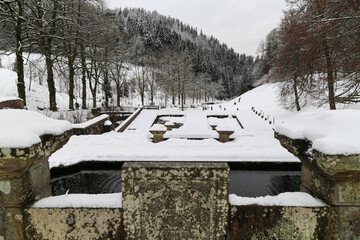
[105,0,288,56]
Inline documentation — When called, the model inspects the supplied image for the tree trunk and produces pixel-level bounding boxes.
[141,93,144,106]
[324,43,336,110]
[15,0,26,106]
[92,91,97,108]
[45,54,57,111]
[117,85,121,107]
[172,90,175,105]
[293,75,301,111]
[80,44,87,109]
[68,60,75,110]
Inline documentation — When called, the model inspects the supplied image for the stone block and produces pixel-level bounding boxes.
[229,205,327,240]
[0,99,24,110]
[26,208,122,240]
[122,162,229,240]
[275,133,360,206]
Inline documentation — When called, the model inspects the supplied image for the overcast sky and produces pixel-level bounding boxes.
[105,0,288,56]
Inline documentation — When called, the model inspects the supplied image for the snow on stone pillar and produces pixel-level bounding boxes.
[122,162,230,240]
[149,124,167,143]
[164,121,175,131]
[0,110,72,240]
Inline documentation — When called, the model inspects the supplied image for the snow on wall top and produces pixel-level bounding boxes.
[229,192,327,207]
[73,114,108,129]
[275,110,360,155]
[0,109,72,148]
[0,96,22,102]
[32,193,122,208]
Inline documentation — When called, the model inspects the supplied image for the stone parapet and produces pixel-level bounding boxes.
[122,162,229,240]
[229,205,327,240]
[26,208,122,240]
[275,133,360,206]
[275,132,360,239]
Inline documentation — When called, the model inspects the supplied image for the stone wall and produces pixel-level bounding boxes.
[122,162,229,240]
[0,130,72,240]
[27,208,122,240]
[73,115,109,135]
[275,132,360,239]
[228,205,327,240]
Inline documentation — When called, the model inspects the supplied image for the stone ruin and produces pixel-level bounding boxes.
[0,110,359,239]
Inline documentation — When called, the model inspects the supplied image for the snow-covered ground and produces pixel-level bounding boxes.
[49,107,299,168]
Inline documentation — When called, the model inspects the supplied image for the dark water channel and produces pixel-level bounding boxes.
[50,162,301,197]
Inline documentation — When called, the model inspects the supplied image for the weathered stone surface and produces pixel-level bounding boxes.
[229,205,327,240]
[1,208,26,240]
[26,208,122,240]
[324,206,360,239]
[275,132,360,239]
[0,99,24,110]
[275,133,360,206]
[122,162,229,240]
[0,131,72,240]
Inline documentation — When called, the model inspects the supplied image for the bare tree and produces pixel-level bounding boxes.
[132,65,148,106]
[0,0,26,105]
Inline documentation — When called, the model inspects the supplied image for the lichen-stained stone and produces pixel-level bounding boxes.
[275,132,360,239]
[228,205,327,240]
[26,208,122,240]
[0,131,72,240]
[122,162,230,240]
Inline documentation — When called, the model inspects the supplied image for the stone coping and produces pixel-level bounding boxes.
[275,132,360,176]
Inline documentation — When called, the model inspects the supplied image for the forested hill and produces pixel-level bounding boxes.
[114,8,256,99]
[0,2,259,110]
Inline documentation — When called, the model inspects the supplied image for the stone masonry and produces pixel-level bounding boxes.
[122,162,230,240]
[0,130,72,240]
[275,132,360,239]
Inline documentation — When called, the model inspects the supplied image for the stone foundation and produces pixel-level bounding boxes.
[122,162,229,240]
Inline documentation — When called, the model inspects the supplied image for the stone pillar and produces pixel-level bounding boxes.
[164,121,175,131]
[210,123,217,131]
[216,130,234,143]
[275,133,360,239]
[149,124,167,143]
[122,162,230,240]
[0,131,71,240]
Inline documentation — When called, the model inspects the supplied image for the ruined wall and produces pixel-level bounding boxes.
[73,115,109,135]
[0,131,72,240]
[275,133,360,240]
[27,208,122,240]
[229,205,327,240]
